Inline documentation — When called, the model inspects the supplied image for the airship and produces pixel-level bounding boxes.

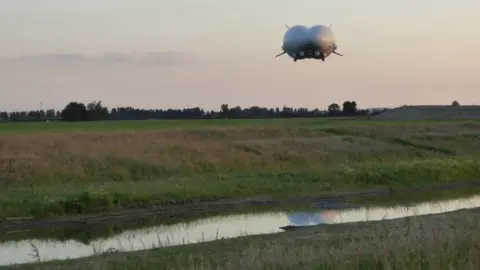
[275,24,343,62]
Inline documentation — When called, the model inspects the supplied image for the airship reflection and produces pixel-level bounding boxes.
[287,210,338,226]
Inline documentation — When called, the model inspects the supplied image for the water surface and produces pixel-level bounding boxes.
[1,195,479,266]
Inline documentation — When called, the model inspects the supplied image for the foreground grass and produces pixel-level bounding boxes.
[1,120,480,218]
[9,207,480,269]
[2,158,480,218]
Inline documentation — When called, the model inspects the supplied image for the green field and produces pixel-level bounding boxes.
[1,118,480,218]
[9,207,480,270]
[0,119,287,133]
[0,117,467,133]
[0,118,358,133]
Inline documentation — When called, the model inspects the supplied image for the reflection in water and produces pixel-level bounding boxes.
[288,210,337,226]
[0,213,287,266]
[1,195,479,266]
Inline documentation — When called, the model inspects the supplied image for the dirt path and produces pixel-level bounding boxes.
[1,181,480,232]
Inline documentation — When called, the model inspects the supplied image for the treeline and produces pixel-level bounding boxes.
[0,100,388,122]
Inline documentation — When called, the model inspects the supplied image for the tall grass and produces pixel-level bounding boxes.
[1,122,480,218]
[2,126,427,184]
[2,123,479,184]
[2,158,480,218]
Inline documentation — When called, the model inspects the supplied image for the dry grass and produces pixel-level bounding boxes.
[1,122,480,218]
[11,208,480,270]
[2,123,475,185]
[322,121,480,155]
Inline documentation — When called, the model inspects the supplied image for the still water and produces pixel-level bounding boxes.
[1,195,479,266]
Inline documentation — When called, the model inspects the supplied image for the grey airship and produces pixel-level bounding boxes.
[275,24,343,62]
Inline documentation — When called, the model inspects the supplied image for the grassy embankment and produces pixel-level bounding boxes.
[8,207,480,269]
[1,118,480,218]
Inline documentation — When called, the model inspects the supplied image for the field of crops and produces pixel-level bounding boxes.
[0,118,338,133]
[1,118,479,218]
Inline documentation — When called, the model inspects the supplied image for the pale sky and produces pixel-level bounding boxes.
[1,0,479,111]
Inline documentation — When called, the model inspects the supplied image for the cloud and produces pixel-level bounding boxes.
[0,51,197,67]
[102,51,196,66]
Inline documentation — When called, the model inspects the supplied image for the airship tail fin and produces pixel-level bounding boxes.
[275,51,286,58]
[328,24,332,29]
[286,24,290,29]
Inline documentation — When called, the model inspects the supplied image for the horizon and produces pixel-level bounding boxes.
[4,101,476,114]
[1,101,391,113]
[2,0,479,111]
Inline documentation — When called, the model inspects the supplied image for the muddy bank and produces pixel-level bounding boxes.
[1,181,480,232]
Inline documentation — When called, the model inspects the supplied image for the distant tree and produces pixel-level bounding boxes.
[45,109,56,118]
[61,102,88,121]
[220,104,229,118]
[86,100,109,120]
[342,101,358,116]
[4,101,368,122]
[0,112,8,121]
[328,103,341,116]
[451,100,460,106]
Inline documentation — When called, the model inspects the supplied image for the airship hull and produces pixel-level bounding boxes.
[278,24,340,62]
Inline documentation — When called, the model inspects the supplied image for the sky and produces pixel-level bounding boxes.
[1,0,479,111]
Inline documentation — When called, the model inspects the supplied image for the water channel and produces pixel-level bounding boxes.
[1,195,479,266]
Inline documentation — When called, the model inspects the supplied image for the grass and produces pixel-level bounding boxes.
[0,119,287,133]
[7,207,480,269]
[2,158,480,218]
[0,118,361,134]
[1,119,480,218]
[346,184,480,206]
[371,105,480,121]
[0,118,477,134]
